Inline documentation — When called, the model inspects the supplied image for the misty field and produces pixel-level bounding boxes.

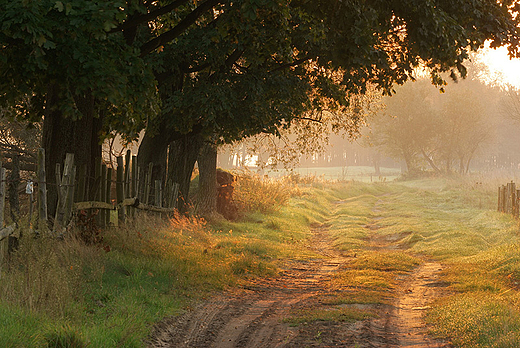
[1,174,520,347]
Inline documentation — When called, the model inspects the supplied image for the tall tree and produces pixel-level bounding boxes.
[2,0,520,214]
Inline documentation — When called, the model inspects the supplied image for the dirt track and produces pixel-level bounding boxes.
[149,205,452,348]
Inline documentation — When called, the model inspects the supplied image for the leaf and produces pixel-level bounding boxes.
[55,1,64,12]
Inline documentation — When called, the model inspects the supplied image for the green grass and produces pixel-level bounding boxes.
[2,174,520,347]
[324,176,520,347]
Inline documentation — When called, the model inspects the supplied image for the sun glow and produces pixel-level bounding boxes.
[476,43,520,89]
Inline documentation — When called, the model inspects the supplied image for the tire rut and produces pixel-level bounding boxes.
[149,195,452,347]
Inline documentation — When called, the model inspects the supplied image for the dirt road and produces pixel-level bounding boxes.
[149,204,452,348]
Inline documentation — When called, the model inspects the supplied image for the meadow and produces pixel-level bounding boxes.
[1,170,519,347]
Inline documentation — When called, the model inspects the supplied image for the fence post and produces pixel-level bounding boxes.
[105,167,112,226]
[100,164,107,227]
[64,165,76,225]
[508,181,516,216]
[0,165,6,273]
[53,153,74,233]
[116,156,125,223]
[8,155,20,252]
[501,185,507,213]
[168,182,179,210]
[124,150,131,199]
[38,148,48,226]
[155,180,162,207]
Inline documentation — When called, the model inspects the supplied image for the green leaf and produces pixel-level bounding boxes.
[54,1,64,12]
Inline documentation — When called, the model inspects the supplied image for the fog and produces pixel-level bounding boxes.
[219,55,520,180]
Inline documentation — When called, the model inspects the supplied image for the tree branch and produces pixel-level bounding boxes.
[140,0,222,57]
[269,56,312,73]
[111,0,190,33]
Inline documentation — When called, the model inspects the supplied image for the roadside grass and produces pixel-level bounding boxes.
[0,173,334,347]
[3,173,520,347]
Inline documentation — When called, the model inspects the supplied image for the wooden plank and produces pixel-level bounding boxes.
[105,167,112,226]
[131,155,137,198]
[37,148,48,224]
[124,150,131,199]
[498,186,502,212]
[75,201,114,211]
[130,155,137,218]
[100,164,107,227]
[169,182,179,209]
[53,153,74,233]
[63,165,76,225]
[0,166,6,269]
[116,156,125,222]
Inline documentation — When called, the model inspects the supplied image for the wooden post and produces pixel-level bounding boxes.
[501,185,507,213]
[8,155,21,253]
[498,186,502,212]
[510,182,517,216]
[105,167,112,226]
[168,182,179,210]
[155,180,162,207]
[100,164,107,227]
[124,150,131,199]
[136,167,142,201]
[0,166,6,272]
[53,153,74,233]
[116,156,125,223]
[38,148,48,225]
[64,165,76,225]
[130,155,137,218]
[131,155,137,198]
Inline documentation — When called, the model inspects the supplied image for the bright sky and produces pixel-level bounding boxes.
[477,43,520,89]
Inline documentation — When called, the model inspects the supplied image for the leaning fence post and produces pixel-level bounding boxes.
[53,153,74,233]
[38,148,48,225]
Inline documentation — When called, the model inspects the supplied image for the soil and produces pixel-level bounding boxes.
[149,200,453,348]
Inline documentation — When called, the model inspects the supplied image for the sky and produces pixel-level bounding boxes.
[477,44,520,88]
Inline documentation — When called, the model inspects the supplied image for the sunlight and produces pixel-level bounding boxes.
[477,42,520,89]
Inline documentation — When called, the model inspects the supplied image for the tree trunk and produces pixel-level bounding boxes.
[373,151,381,176]
[420,148,441,174]
[42,85,102,219]
[166,132,203,213]
[197,140,218,217]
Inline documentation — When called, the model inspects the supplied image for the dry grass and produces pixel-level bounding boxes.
[233,171,299,214]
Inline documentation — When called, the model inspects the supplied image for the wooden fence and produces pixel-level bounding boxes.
[497,181,519,218]
[0,149,179,249]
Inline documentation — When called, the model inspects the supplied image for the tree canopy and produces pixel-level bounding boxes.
[1,0,520,211]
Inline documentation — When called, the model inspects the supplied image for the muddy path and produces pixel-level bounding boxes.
[149,199,452,348]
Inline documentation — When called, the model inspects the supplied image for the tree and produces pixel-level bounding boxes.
[367,76,496,175]
[2,0,520,215]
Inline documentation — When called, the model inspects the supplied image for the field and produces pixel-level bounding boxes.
[1,171,520,347]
